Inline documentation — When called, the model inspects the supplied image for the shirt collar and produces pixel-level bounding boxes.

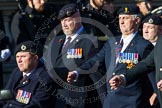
[152,42,156,46]
[121,32,138,44]
[23,69,35,77]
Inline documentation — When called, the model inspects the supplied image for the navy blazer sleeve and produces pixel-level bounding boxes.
[76,40,108,74]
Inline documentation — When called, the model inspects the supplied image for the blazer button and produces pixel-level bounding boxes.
[9,103,12,107]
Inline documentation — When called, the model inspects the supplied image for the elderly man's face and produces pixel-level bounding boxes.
[16,52,37,73]
[143,23,159,43]
[119,15,138,35]
[61,17,77,36]
[29,0,47,12]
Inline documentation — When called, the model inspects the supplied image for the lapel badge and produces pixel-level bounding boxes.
[131,43,133,46]
[160,68,162,71]
[21,45,27,51]
[58,39,63,43]
[22,80,28,85]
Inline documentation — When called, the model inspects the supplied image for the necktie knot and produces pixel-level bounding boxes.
[67,37,72,40]
[23,75,27,80]
[62,37,72,50]
[20,75,27,84]
[119,39,123,47]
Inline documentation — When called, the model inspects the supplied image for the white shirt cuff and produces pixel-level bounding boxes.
[120,74,126,86]
[73,71,79,82]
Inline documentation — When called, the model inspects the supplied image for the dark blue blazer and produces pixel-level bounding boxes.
[2,61,54,108]
[44,30,105,107]
[78,33,155,108]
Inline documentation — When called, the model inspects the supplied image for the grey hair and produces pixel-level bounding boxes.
[131,14,141,20]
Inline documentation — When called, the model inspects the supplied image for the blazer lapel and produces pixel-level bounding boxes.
[52,35,66,63]
[112,37,122,71]
[106,37,120,81]
[15,63,44,89]
[14,72,23,89]
[15,74,30,89]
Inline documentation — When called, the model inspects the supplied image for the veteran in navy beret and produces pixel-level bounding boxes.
[46,3,104,108]
[0,40,54,108]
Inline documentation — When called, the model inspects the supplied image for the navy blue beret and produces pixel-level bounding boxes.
[15,41,42,57]
[142,15,162,25]
[118,5,140,15]
[135,0,151,2]
[57,3,79,20]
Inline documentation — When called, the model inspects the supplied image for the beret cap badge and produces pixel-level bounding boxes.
[66,10,72,16]
[124,7,129,13]
[148,18,153,24]
[21,45,27,51]
[57,3,78,20]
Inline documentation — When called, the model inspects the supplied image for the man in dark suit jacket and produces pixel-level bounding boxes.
[0,41,54,108]
[109,15,162,108]
[11,0,60,46]
[44,3,105,108]
[67,5,156,108]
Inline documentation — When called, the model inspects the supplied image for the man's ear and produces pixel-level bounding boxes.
[34,55,39,61]
[27,0,31,4]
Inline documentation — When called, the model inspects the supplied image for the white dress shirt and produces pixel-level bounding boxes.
[116,32,137,64]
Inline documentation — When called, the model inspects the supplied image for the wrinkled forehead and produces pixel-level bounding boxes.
[61,16,74,22]
[143,23,159,27]
[29,0,48,3]
[118,14,133,18]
